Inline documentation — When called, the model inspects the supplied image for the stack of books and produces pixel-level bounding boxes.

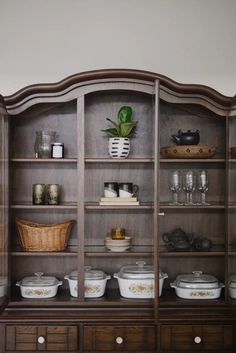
[99,197,139,206]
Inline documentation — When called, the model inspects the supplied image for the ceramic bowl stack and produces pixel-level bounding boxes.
[105,236,131,252]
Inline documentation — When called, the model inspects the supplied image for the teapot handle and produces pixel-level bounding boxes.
[162,233,169,243]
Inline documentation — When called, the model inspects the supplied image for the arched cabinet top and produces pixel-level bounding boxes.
[2,69,236,116]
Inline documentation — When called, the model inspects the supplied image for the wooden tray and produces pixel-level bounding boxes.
[160,145,216,159]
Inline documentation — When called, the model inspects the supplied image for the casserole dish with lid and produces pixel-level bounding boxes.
[170,271,224,299]
[64,267,111,298]
[228,275,236,299]
[16,272,62,298]
[114,261,168,298]
[0,276,7,298]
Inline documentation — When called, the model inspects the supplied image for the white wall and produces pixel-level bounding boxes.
[0,0,235,96]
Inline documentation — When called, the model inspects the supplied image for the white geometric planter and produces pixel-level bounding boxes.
[108,137,130,159]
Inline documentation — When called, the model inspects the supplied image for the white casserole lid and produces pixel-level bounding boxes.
[174,271,220,289]
[67,267,108,281]
[118,261,154,280]
[19,272,60,287]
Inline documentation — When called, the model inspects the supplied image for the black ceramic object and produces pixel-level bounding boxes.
[172,129,200,145]
[162,228,194,251]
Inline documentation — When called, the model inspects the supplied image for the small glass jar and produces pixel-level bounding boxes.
[51,142,64,159]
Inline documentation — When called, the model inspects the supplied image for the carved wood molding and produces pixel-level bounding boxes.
[2,69,235,115]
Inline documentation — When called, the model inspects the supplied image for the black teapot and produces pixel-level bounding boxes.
[172,129,200,145]
[162,228,194,251]
[192,237,212,251]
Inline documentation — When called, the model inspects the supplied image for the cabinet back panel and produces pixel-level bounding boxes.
[11,164,77,203]
[85,211,153,246]
[160,102,226,156]
[85,91,154,158]
[85,164,153,202]
[159,210,225,246]
[160,165,226,204]
[10,101,77,158]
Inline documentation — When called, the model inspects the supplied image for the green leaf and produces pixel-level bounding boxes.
[119,122,137,137]
[118,106,133,123]
[101,128,119,137]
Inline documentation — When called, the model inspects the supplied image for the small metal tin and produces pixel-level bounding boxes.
[51,142,64,158]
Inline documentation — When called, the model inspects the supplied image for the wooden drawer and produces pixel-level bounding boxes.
[5,325,78,352]
[160,324,233,351]
[84,325,156,352]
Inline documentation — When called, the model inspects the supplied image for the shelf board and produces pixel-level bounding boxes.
[11,251,78,256]
[85,202,153,210]
[160,158,226,163]
[85,246,153,256]
[9,289,153,308]
[160,202,225,209]
[159,250,225,257]
[11,202,77,209]
[10,158,77,163]
[85,157,154,163]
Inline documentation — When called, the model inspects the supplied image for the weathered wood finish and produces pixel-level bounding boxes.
[160,324,233,351]
[5,325,78,352]
[0,70,236,353]
[83,325,156,352]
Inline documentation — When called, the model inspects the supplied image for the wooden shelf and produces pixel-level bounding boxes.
[85,246,153,257]
[11,202,77,209]
[9,289,153,308]
[160,158,226,163]
[10,158,77,163]
[85,157,154,163]
[11,251,78,257]
[85,202,153,210]
[160,202,226,209]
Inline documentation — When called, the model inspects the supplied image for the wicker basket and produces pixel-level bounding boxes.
[15,218,75,252]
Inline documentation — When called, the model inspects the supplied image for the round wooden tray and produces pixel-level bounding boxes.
[161,145,216,159]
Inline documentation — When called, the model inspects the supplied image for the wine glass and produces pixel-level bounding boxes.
[198,170,210,205]
[183,170,196,205]
[169,171,182,205]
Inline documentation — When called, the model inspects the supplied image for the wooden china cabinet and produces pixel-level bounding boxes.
[0,69,236,352]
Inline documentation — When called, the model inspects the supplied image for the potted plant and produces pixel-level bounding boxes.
[101,106,138,158]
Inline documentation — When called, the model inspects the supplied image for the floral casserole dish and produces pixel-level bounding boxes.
[16,272,62,298]
[114,261,168,299]
[170,271,224,299]
[64,267,111,298]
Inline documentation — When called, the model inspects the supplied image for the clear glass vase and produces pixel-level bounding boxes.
[35,130,56,158]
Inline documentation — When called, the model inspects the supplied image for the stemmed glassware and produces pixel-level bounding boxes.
[183,170,196,205]
[198,170,210,205]
[169,171,182,205]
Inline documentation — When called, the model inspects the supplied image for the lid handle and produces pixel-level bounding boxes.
[192,271,203,277]
[84,266,92,272]
[136,261,146,268]
[34,272,44,279]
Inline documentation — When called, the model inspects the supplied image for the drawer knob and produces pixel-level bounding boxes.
[116,336,123,344]
[38,336,45,344]
[194,336,201,344]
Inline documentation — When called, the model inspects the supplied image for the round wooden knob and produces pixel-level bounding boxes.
[194,336,201,344]
[38,336,45,344]
[116,336,123,344]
